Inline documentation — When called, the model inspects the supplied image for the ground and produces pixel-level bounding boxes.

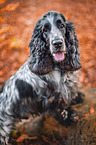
[0,0,96,144]
[0,0,96,87]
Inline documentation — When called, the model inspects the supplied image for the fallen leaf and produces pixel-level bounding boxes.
[0,25,12,35]
[90,107,94,114]
[0,3,20,12]
[0,0,5,5]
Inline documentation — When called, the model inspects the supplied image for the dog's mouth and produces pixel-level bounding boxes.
[53,50,66,62]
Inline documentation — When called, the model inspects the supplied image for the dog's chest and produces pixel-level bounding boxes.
[46,70,62,90]
[50,70,61,84]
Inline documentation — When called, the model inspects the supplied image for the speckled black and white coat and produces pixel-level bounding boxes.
[0,11,82,144]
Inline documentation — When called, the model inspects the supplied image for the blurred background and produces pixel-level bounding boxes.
[0,0,96,88]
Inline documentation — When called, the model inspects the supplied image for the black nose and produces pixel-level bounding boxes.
[52,40,63,49]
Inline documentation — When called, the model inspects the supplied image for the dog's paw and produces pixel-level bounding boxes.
[55,107,78,126]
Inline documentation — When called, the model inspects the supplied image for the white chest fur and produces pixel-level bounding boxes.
[50,70,61,84]
[46,70,61,89]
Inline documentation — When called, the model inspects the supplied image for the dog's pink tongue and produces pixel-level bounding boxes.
[53,51,64,62]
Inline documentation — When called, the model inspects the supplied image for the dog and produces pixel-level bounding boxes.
[0,11,83,144]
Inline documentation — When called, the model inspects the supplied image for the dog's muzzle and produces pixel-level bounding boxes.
[52,39,66,62]
[52,39,63,49]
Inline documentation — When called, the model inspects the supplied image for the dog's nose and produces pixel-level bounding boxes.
[52,40,63,49]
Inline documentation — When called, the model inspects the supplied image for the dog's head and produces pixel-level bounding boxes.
[28,11,81,75]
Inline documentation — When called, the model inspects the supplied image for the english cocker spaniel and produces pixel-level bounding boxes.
[0,11,83,144]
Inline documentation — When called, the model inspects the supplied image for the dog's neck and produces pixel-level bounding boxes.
[53,63,66,76]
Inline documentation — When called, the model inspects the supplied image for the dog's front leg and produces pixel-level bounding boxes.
[0,110,14,145]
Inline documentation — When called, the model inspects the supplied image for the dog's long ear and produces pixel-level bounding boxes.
[28,20,53,75]
[59,21,81,71]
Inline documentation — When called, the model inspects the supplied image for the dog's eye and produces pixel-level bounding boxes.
[43,27,48,32]
[43,23,50,33]
[57,19,65,29]
[59,24,65,29]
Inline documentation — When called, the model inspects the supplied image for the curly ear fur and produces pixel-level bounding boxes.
[59,21,81,71]
[28,19,53,75]
[28,11,81,74]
